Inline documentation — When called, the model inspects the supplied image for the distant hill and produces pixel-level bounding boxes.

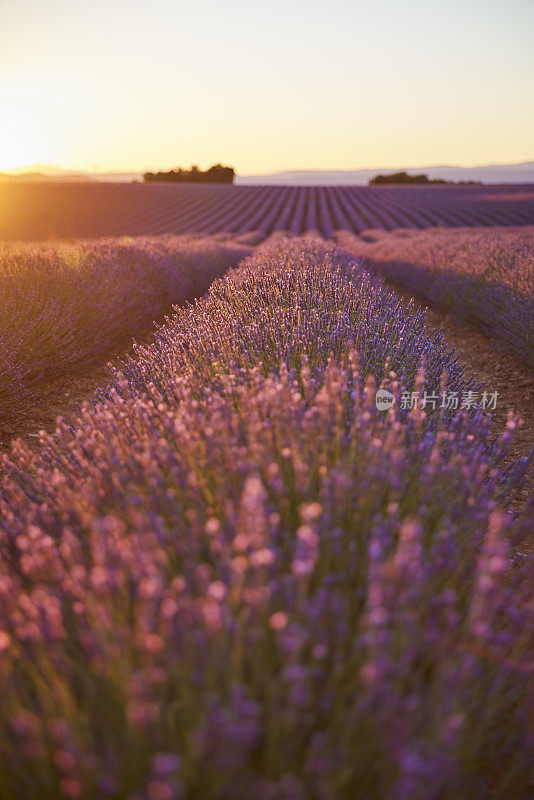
[2,160,534,186]
[236,161,534,185]
[0,171,98,183]
[0,165,141,183]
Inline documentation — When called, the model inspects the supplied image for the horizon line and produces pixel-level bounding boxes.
[2,158,534,178]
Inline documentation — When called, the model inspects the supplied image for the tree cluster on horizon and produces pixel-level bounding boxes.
[369,171,481,186]
[144,164,235,184]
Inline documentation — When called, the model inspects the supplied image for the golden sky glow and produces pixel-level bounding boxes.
[0,0,533,175]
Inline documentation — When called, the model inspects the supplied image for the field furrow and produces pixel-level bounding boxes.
[1,183,533,240]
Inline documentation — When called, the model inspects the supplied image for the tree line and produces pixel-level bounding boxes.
[144,164,235,184]
[369,171,481,185]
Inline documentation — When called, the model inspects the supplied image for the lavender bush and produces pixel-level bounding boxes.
[115,238,472,409]
[0,238,532,799]
[339,227,534,367]
[0,236,250,423]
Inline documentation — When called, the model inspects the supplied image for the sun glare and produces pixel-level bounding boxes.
[0,95,55,171]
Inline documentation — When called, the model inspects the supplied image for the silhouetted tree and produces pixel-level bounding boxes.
[144,164,235,184]
[369,172,480,186]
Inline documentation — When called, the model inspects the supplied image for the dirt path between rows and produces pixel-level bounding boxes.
[337,233,534,507]
[0,330,154,453]
[410,297,533,504]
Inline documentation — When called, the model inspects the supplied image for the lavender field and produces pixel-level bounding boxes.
[0,238,533,799]
[0,236,249,424]
[2,0,534,794]
[1,182,534,240]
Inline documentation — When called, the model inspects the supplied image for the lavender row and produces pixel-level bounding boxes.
[0,238,532,799]
[338,227,534,368]
[115,237,472,410]
[0,236,250,424]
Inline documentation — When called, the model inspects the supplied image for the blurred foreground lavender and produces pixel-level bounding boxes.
[0,238,532,799]
[0,236,250,423]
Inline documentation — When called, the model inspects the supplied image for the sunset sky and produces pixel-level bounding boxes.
[0,0,533,175]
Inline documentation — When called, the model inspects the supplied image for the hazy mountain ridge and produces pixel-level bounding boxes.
[236,161,534,185]
[1,161,534,185]
[0,165,140,183]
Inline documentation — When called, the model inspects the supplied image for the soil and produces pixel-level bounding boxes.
[403,294,534,509]
[0,329,155,453]
[338,233,534,508]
